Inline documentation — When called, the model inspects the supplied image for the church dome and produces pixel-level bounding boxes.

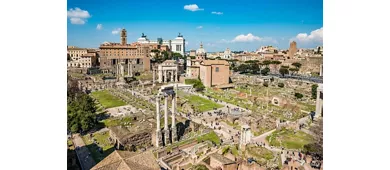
[196,42,206,54]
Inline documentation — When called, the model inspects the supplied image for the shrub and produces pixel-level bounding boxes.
[295,93,303,99]
[263,82,269,87]
[278,83,284,88]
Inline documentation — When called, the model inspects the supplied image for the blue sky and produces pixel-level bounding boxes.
[67,0,323,52]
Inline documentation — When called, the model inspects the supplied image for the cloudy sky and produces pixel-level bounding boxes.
[67,0,323,52]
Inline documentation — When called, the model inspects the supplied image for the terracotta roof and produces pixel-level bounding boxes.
[209,153,236,165]
[91,150,160,170]
[201,60,229,66]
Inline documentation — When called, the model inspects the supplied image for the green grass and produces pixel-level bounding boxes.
[100,116,133,127]
[223,120,241,130]
[247,146,274,161]
[197,131,221,145]
[185,79,200,85]
[82,131,115,163]
[266,128,314,150]
[91,90,126,108]
[182,93,223,112]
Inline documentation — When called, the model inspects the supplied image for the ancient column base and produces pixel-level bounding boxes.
[171,126,177,142]
[164,129,170,145]
[156,130,163,147]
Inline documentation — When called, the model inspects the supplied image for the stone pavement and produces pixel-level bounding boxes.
[72,133,96,170]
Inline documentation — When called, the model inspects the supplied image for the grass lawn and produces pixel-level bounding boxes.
[222,120,241,130]
[82,131,115,163]
[266,128,314,150]
[197,131,221,145]
[100,116,133,127]
[179,91,223,112]
[247,146,274,161]
[91,90,126,108]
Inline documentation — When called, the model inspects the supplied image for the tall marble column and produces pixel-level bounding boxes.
[171,92,177,142]
[158,69,162,83]
[171,71,174,83]
[315,84,323,118]
[153,69,156,86]
[155,96,161,147]
[128,63,130,76]
[164,96,169,144]
[129,62,133,77]
[173,70,177,82]
[164,70,167,83]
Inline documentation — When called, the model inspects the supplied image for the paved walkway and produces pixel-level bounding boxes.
[73,134,96,170]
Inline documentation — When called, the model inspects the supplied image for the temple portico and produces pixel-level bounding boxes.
[158,60,179,83]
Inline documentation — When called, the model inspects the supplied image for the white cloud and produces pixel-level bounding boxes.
[196,26,203,29]
[218,34,277,44]
[69,18,85,25]
[112,28,121,35]
[232,33,262,42]
[184,4,203,11]
[211,11,223,15]
[292,27,323,43]
[67,8,91,25]
[96,24,103,30]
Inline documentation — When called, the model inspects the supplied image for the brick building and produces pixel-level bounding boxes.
[99,28,151,74]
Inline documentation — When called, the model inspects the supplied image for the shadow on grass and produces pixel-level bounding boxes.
[85,143,115,164]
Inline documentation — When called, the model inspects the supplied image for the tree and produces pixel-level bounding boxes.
[173,52,183,60]
[67,86,98,133]
[216,56,222,60]
[278,82,284,88]
[311,84,319,99]
[262,60,272,68]
[294,93,303,99]
[291,62,302,69]
[261,67,270,75]
[289,68,299,75]
[279,68,289,77]
[192,79,205,91]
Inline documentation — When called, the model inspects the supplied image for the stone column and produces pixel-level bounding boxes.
[129,62,133,77]
[158,69,163,83]
[153,69,156,86]
[128,63,130,76]
[315,84,323,118]
[171,70,174,83]
[164,96,169,144]
[174,70,177,82]
[155,96,161,147]
[164,70,167,83]
[171,92,177,142]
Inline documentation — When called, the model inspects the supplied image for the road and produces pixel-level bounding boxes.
[72,134,96,170]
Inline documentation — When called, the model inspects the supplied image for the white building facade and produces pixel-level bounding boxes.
[137,33,185,56]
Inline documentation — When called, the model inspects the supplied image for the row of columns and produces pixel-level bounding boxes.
[158,69,178,83]
[155,85,178,147]
[115,62,133,77]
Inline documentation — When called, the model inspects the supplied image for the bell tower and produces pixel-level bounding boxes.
[121,28,127,45]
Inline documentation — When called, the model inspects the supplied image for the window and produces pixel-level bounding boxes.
[176,45,181,51]
[136,59,140,64]
[215,67,219,72]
